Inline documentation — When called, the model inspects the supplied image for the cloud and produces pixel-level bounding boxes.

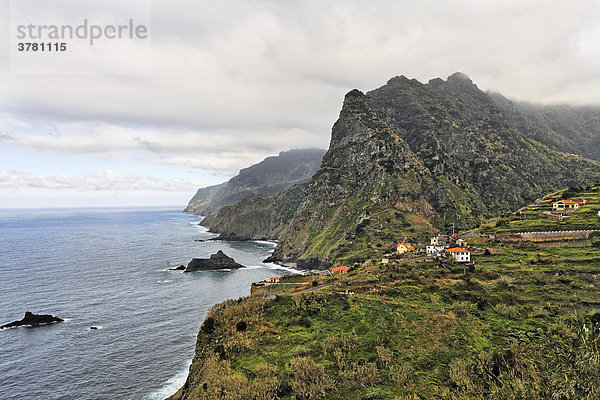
[0,113,325,172]
[0,169,200,191]
[2,0,600,201]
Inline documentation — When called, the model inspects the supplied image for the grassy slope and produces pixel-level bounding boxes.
[480,182,600,234]
[169,189,600,400]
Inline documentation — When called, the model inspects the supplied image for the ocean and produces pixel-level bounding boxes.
[0,207,295,400]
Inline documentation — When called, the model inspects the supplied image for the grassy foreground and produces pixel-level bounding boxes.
[169,189,600,400]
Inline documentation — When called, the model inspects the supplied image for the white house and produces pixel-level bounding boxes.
[430,236,447,246]
[426,245,445,255]
[552,200,586,211]
[446,247,471,263]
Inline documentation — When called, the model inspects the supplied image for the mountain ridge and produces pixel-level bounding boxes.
[267,73,600,267]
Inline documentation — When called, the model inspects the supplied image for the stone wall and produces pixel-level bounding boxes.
[498,230,598,242]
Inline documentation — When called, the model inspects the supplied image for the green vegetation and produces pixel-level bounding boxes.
[271,75,600,266]
[170,233,600,399]
[171,74,600,399]
[480,183,600,234]
[201,183,309,241]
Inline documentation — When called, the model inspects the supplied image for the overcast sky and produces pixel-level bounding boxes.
[1,0,600,208]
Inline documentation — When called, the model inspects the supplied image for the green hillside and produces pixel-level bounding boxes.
[480,182,600,234]
[169,222,600,400]
[170,74,600,399]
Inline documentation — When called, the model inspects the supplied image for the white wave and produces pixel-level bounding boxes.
[156,280,173,284]
[0,325,18,330]
[195,225,214,234]
[146,360,191,400]
[161,268,185,272]
[252,240,278,246]
[263,263,305,275]
[242,264,263,270]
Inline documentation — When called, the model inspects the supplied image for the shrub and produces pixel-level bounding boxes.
[339,361,379,386]
[201,316,215,334]
[376,345,393,367]
[298,315,312,328]
[235,320,247,332]
[389,363,414,387]
[322,332,358,355]
[495,218,509,227]
[394,394,421,400]
[289,357,333,399]
[493,303,520,319]
[452,301,476,317]
[448,358,471,388]
[497,275,513,289]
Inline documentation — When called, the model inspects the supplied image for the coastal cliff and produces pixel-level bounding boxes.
[201,183,308,241]
[185,149,325,217]
[169,74,600,399]
[169,184,600,400]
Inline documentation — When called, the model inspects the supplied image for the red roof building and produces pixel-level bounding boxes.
[552,199,586,211]
[446,247,471,263]
[330,266,350,274]
[397,243,415,254]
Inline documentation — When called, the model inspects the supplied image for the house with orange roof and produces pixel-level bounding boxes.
[446,247,471,263]
[330,266,350,274]
[552,199,586,211]
[397,243,415,254]
[265,277,280,283]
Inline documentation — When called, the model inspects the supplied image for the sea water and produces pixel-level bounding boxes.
[0,207,292,399]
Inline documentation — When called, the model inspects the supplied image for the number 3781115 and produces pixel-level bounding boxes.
[17,42,67,51]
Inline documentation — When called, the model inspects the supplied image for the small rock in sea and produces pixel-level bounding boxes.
[90,326,98,330]
[169,265,186,271]
[0,311,64,329]
[184,250,244,272]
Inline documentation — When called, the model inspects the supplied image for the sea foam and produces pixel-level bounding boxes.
[146,360,191,400]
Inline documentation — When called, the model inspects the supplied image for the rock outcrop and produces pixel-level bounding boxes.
[0,311,64,329]
[268,73,600,267]
[184,251,244,272]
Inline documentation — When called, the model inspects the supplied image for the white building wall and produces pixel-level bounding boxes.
[451,252,471,263]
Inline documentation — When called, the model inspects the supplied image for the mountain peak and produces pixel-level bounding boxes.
[345,89,365,99]
[447,71,472,83]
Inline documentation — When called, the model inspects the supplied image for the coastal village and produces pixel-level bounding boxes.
[258,189,599,287]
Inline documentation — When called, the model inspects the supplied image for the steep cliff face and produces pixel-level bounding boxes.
[201,184,308,241]
[270,73,600,267]
[184,183,227,214]
[184,149,326,216]
[271,89,437,267]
